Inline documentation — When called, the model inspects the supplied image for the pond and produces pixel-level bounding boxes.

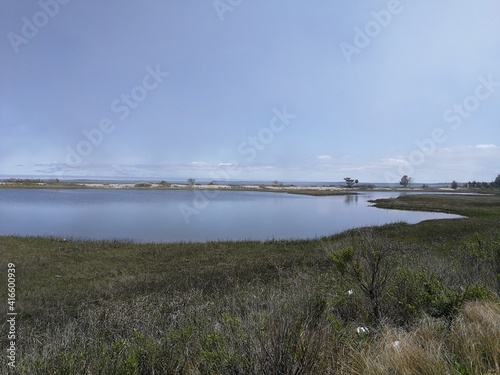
[0,189,463,243]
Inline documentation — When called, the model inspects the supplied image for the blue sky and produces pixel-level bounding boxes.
[1,0,499,183]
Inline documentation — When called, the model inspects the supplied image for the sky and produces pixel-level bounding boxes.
[1,0,499,184]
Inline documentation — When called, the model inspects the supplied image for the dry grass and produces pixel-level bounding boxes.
[345,301,500,375]
[450,301,500,374]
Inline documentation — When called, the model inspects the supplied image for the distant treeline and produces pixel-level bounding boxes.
[466,180,500,188]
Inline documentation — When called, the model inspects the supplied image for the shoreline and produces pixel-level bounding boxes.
[0,180,485,196]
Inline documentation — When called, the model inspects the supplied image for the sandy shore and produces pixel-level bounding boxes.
[77,182,353,195]
[70,183,452,196]
[0,180,467,196]
[78,183,349,191]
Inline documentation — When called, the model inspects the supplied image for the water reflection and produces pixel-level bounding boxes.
[344,194,359,204]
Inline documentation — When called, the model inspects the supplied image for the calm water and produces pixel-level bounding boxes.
[0,189,463,243]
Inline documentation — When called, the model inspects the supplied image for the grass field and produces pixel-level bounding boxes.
[1,192,499,374]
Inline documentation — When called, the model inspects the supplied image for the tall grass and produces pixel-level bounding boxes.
[450,301,500,374]
[2,232,498,374]
[346,301,500,375]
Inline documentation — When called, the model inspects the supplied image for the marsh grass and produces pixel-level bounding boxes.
[1,193,499,373]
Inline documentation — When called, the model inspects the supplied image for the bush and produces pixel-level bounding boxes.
[134,183,152,188]
[389,268,460,324]
[450,233,500,295]
[329,229,399,323]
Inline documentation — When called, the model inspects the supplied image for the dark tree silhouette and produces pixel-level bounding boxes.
[400,175,414,188]
[344,177,358,188]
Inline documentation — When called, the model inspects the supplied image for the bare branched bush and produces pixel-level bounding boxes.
[329,229,401,323]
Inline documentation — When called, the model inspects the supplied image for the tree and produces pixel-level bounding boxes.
[399,175,414,188]
[187,178,195,187]
[344,177,358,188]
[494,174,500,188]
[451,180,459,189]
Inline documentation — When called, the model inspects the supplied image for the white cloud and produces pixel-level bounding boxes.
[380,158,410,166]
[317,155,331,160]
[190,162,210,168]
[475,144,497,149]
